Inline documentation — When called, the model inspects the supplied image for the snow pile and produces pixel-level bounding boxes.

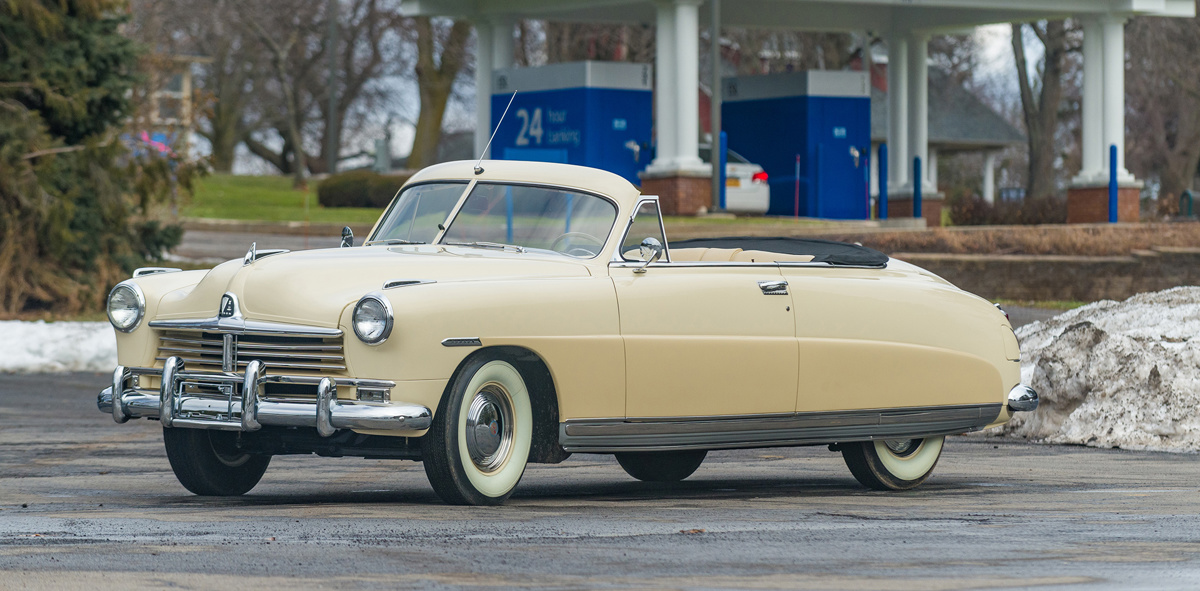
[1000,286,1200,452]
[0,321,116,373]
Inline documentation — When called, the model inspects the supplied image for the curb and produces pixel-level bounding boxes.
[181,218,375,237]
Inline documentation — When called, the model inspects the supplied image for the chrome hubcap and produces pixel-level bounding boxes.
[883,438,920,457]
[464,383,514,473]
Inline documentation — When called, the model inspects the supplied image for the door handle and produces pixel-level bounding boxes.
[758,280,789,295]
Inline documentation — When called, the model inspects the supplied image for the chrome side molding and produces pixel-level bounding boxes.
[559,403,1003,453]
[133,267,182,277]
[442,337,482,348]
[384,279,436,290]
[1007,385,1039,412]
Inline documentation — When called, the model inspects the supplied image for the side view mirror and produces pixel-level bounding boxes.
[634,237,663,274]
[341,226,354,248]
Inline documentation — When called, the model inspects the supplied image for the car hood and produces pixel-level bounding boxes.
[153,245,594,327]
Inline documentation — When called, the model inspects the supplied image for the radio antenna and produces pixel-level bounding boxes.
[474,90,517,175]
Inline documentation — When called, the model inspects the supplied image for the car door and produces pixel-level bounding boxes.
[611,201,798,419]
[781,265,1003,414]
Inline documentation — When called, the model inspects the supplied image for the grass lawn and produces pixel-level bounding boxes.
[185,174,383,224]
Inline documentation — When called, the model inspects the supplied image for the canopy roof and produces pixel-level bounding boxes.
[403,0,1193,32]
[870,70,1024,151]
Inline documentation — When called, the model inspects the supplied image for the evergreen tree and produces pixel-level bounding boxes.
[0,0,193,316]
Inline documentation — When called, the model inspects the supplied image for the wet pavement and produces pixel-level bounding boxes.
[2,372,1198,589]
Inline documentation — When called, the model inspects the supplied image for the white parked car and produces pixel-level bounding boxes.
[699,144,771,215]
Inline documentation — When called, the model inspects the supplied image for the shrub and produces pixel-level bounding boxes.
[0,0,192,317]
[948,192,1066,226]
[318,170,411,208]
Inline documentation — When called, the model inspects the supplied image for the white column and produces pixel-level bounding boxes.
[1074,18,1105,184]
[673,0,704,170]
[491,18,514,71]
[928,147,938,189]
[474,22,494,159]
[648,1,677,171]
[983,151,997,204]
[1102,14,1133,182]
[906,31,930,193]
[886,34,908,192]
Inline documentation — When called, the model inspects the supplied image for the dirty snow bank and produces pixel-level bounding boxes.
[0,321,116,373]
[997,286,1200,452]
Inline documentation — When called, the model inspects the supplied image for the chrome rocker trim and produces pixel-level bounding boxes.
[98,358,432,434]
[558,403,1004,453]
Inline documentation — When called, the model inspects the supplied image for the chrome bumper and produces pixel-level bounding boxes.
[1007,384,1039,412]
[98,356,432,435]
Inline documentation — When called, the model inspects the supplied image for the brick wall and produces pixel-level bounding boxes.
[884,198,942,227]
[639,174,712,216]
[1066,186,1140,223]
[897,247,1200,301]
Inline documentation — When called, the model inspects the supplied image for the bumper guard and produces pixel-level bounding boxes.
[98,356,432,435]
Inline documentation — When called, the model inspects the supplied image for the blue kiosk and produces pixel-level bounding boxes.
[490,61,653,185]
[722,71,871,219]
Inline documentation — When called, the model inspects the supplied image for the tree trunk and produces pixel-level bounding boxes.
[406,17,472,170]
[1012,21,1067,200]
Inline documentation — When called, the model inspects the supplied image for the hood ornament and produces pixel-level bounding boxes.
[243,242,256,266]
[341,226,354,248]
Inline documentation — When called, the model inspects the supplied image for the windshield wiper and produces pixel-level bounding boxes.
[365,239,425,246]
[443,240,526,253]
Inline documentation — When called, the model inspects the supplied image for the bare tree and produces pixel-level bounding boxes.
[406,17,472,170]
[543,22,655,64]
[1011,20,1077,200]
[1127,14,1200,214]
[723,30,853,75]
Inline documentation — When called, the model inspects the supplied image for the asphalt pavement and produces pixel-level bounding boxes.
[3,372,1199,589]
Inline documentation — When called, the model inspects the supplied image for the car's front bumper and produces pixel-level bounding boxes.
[98,356,432,435]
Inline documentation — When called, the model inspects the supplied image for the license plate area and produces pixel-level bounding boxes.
[177,380,241,422]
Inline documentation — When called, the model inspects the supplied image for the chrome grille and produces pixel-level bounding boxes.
[156,330,346,377]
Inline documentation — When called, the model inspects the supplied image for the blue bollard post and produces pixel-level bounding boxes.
[879,143,888,220]
[1108,144,1118,223]
[913,156,923,219]
[718,131,728,211]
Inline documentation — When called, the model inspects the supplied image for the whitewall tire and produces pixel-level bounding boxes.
[422,355,533,505]
[840,436,944,491]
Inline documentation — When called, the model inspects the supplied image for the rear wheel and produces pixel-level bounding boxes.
[840,436,944,491]
[162,427,271,496]
[422,355,533,505]
[615,450,707,482]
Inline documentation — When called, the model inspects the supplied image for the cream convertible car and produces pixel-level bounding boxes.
[99,160,1037,505]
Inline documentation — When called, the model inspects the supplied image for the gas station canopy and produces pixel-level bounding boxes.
[404,0,1193,31]
[402,0,1195,220]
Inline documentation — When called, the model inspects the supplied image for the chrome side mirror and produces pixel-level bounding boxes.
[634,237,663,274]
[341,226,354,248]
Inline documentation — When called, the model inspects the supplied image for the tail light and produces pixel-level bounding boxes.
[751,171,769,184]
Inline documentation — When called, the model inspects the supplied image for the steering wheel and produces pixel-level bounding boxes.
[549,231,604,257]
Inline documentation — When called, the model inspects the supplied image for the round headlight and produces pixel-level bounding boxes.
[353,293,393,345]
[107,282,145,333]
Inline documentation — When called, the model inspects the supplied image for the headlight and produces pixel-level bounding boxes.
[107,282,145,333]
[353,292,393,345]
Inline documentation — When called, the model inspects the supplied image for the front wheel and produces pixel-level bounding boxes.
[162,427,271,496]
[840,436,944,491]
[615,450,707,482]
[422,355,533,505]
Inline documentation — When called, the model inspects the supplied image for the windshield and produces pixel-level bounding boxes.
[440,183,618,258]
[369,182,466,244]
